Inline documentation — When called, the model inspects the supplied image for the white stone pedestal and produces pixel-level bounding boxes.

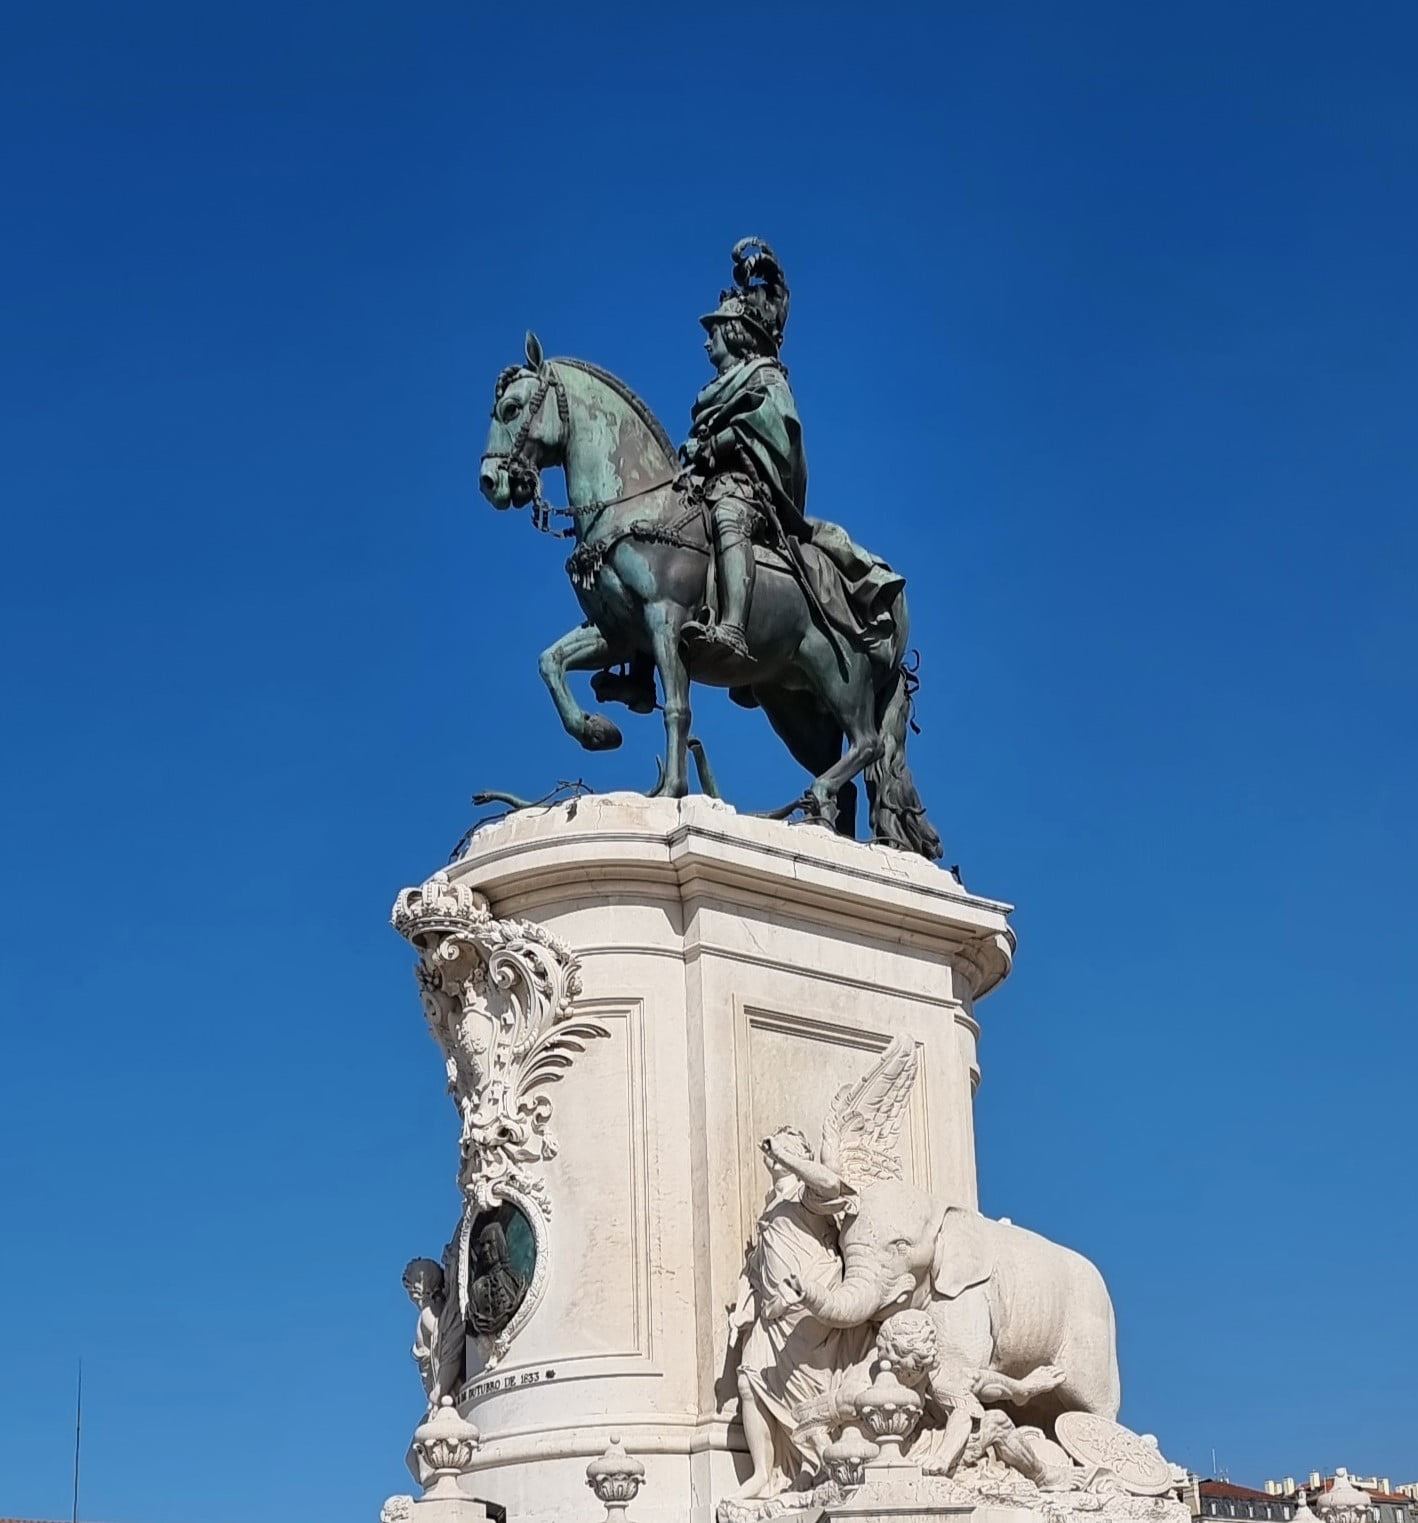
[399,795,1014,1523]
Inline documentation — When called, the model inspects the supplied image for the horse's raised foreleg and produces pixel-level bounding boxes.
[537,624,628,751]
[645,601,691,797]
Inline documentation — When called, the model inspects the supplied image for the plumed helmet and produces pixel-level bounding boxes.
[700,237,791,355]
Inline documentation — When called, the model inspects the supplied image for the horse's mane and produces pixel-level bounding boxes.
[553,357,676,462]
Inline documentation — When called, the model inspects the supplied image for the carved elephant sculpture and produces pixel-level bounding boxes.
[794,1179,1120,1423]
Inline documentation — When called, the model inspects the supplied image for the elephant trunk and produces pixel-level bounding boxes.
[802,1267,891,1328]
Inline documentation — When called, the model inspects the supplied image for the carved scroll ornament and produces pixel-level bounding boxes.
[392,870,609,1365]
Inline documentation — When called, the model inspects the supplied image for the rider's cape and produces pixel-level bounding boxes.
[688,357,904,663]
[802,517,905,666]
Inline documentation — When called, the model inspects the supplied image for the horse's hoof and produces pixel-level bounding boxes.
[647,757,688,799]
[755,793,814,823]
[794,792,838,833]
[580,715,623,751]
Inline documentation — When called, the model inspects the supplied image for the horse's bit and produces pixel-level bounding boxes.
[484,365,574,533]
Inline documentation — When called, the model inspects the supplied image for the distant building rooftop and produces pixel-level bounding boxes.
[1191,1474,1418,1523]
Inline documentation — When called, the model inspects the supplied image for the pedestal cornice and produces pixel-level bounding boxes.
[446,794,1014,1001]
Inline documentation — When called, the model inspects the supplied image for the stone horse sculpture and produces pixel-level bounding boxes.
[775,1038,1122,1429]
[478,334,942,859]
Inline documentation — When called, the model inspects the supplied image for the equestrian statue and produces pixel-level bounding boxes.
[477,238,943,861]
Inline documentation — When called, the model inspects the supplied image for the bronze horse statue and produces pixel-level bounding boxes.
[478,334,942,859]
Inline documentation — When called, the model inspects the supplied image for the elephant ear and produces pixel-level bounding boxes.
[819,1035,919,1190]
[931,1206,996,1301]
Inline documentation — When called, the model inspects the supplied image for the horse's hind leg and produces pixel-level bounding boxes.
[538,624,628,751]
[758,688,857,839]
[801,641,883,831]
[645,600,691,797]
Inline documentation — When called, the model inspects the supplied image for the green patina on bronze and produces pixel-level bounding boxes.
[478,239,942,860]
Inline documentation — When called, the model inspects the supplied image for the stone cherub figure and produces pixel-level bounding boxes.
[403,1248,466,1410]
[869,1310,1073,1489]
[724,1125,872,1501]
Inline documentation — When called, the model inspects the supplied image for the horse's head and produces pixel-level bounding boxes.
[479,331,568,511]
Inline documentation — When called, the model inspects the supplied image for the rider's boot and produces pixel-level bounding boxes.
[709,534,754,657]
[683,505,755,661]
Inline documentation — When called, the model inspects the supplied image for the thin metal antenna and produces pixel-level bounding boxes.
[72,1359,83,1523]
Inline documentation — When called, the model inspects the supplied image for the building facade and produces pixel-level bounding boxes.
[1266,1474,1418,1523]
[1187,1473,1418,1523]
[1190,1480,1300,1523]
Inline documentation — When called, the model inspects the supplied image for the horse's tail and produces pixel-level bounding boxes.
[866,657,944,861]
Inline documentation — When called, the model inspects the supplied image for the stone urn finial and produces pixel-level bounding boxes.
[823,1424,881,1488]
[586,1433,646,1522]
[413,1397,482,1502]
[853,1357,923,1467]
[1294,1490,1321,1523]
[1317,1471,1372,1523]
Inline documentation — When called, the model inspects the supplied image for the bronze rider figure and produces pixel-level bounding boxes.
[679,238,810,662]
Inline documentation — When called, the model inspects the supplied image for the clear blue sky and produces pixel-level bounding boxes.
[2,4,1415,1519]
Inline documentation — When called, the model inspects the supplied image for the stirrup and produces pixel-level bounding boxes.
[683,620,751,660]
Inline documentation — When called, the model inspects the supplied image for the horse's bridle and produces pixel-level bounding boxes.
[485,358,686,540]
[484,363,572,532]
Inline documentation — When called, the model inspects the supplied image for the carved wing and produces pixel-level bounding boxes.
[818,1035,919,1190]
